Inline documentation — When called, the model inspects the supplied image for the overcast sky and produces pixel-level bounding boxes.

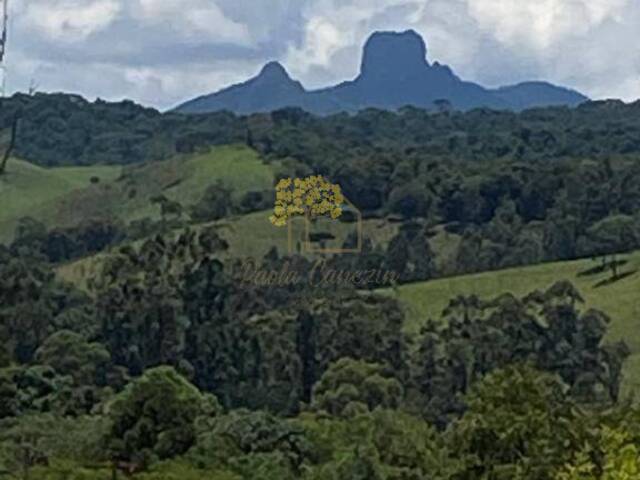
[4,0,640,110]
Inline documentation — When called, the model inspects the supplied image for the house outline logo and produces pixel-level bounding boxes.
[269,176,363,255]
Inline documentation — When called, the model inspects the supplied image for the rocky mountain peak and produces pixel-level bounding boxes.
[360,30,429,80]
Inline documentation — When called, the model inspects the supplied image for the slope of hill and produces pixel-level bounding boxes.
[7,93,640,175]
[50,144,275,226]
[55,232,640,397]
[55,213,406,288]
[0,159,122,242]
[388,251,640,398]
[0,145,275,241]
[175,30,588,115]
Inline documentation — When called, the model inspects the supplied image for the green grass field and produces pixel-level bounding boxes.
[0,159,122,241]
[217,210,401,259]
[0,145,274,241]
[117,144,276,222]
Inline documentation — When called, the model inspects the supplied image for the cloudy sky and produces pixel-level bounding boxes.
[4,0,640,110]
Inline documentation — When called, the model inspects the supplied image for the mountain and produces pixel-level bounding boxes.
[176,61,344,115]
[175,30,588,115]
[491,81,589,111]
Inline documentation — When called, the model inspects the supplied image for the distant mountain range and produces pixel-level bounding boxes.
[175,30,588,115]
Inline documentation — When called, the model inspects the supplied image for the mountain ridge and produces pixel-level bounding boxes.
[175,29,588,115]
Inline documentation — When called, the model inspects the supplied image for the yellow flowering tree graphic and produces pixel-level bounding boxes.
[269,175,344,227]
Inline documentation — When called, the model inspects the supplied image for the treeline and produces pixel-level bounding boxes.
[2,93,640,168]
[0,93,246,166]
[0,224,635,478]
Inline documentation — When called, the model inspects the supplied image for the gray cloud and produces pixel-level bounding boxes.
[4,0,639,109]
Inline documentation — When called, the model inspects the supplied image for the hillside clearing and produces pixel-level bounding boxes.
[0,159,121,242]
[388,251,640,399]
[0,145,273,241]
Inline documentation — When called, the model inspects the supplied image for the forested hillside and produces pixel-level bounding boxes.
[3,92,640,479]
[0,93,245,167]
[2,223,639,479]
[4,94,640,278]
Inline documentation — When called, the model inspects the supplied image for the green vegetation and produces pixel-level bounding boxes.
[0,159,121,241]
[394,250,640,343]
[0,93,245,167]
[391,250,640,399]
[0,145,274,242]
[4,93,640,478]
[111,144,275,224]
[1,227,635,478]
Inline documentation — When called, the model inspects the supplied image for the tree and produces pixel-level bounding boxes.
[239,190,273,214]
[385,234,409,276]
[310,358,404,417]
[586,214,638,278]
[34,331,111,387]
[0,248,75,364]
[105,367,217,468]
[188,409,312,478]
[385,225,436,282]
[9,217,47,258]
[411,282,625,425]
[150,195,184,227]
[297,409,463,480]
[433,99,453,114]
[450,365,576,479]
[0,365,77,419]
[91,228,230,377]
[0,415,51,479]
[557,426,640,480]
[190,181,234,223]
[408,227,436,281]
[387,181,434,219]
[0,108,18,175]
[0,89,37,176]
[0,414,108,479]
[455,229,484,273]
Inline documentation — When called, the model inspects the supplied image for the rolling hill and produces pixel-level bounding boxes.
[4,144,639,400]
[0,145,275,242]
[388,251,640,399]
[0,159,122,242]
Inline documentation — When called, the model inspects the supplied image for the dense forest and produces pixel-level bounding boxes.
[2,94,640,168]
[2,93,640,478]
[1,223,637,479]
